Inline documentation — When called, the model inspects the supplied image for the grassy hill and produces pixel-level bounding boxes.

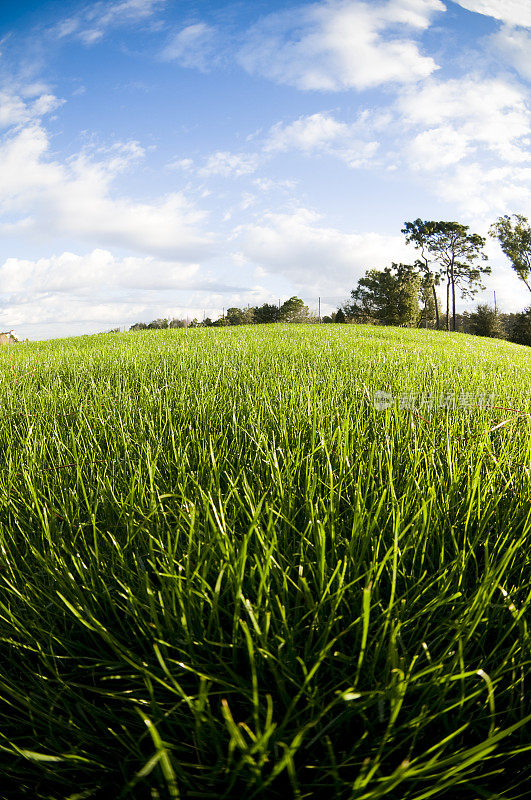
[0,324,530,798]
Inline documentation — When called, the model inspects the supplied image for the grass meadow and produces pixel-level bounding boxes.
[0,323,530,799]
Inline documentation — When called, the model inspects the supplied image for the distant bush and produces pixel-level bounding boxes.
[507,308,531,346]
[468,304,505,338]
[129,299,322,330]
[130,318,187,331]
[253,304,280,324]
[335,308,346,323]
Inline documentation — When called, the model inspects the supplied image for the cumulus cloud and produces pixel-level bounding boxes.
[452,1,531,27]
[0,124,214,260]
[0,296,147,330]
[0,248,243,333]
[234,207,412,290]
[0,90,63,130]
[0,249,203,296]
[399,76,531,167]
[237,0,445,91]
[395,75,531,217]
[407,126,472,168]
[434,162,531,219]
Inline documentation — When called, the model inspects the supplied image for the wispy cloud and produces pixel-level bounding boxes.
[167,109,385,178]
[490,25,531,81]
[197,151,261,178]
[56,0,167,45]
[265,111,382,167]
[160,22,218,70]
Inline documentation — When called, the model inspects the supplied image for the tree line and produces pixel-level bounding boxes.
[338,214,531,343]
[129,296,315,330]
[129,213,531,343]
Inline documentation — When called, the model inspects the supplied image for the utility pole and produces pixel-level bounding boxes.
[494,291,497,314]
[318,297,321,323]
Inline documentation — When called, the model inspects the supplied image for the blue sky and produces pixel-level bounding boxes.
[0,0,529,339]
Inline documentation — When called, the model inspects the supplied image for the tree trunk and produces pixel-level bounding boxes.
[451,261,456,332]
[446,277,450,331]
[432,282,440,330]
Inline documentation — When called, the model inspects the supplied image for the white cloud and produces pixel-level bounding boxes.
[481,237,531,313]
[198,151,260,177]
[490,26,531,80]
[166,150,260,178]
[452,1,531,27]
[396,75,531,216]
[0,125,214,260]
[177,111,383,180]
[434,162,531,218]
[0,249,202,296]
[0,248,239,333]
[167,157,194,171]
[399,76,531,166]
[56,0,166,45]
[265,111,380,167]
[237,0,445,91]
[234,207,412,290]
[252,177,298,192]
[160,23,217,70]
[407,126,472,168]
[0,90,63,130]
[266,113,353,152]
[0,296,147,329]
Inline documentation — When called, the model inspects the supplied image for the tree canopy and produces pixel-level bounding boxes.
[343,263,420,327]
[402,219,441,329]
[490,214,531,292]
[402,219,489,331]
[468,304,504,338]
[279,296,310,323]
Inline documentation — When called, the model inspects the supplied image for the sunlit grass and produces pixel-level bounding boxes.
[0,324,530,798]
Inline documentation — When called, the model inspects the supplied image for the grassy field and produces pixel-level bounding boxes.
[0,323,530,799]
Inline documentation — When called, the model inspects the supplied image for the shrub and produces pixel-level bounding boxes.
[335,308,346,323]
[468,304,505,338]
[508,307,531,346]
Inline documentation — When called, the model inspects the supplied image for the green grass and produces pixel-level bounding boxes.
[0,323,530,799]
